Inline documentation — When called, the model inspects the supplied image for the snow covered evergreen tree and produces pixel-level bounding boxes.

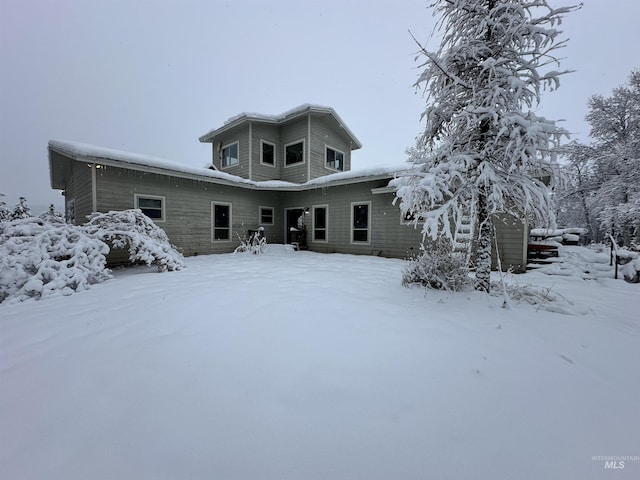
[0,193,10,222]
[11,196,31,220]
[39,204,66,224]
[392,0,578,291]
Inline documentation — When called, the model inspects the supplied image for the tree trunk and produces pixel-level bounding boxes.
[475,190,493,292]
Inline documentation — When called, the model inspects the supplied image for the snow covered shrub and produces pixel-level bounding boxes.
[0,218,111,303]
[0,193,10,222]
[401,238,470,291]
[38,204,65,224]
[83,209,185,271]
[11,196,31,220]
[234,228,266,255]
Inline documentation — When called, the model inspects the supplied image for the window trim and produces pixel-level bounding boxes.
[134,193,166,222]
[260,139,276,167]
[312,204,329,243]
[259,206,274,225]
[325,145,346,172]
[350,201,371,245]
[284,139,305,167]
[211,201,232,242]
[221,141,239,169]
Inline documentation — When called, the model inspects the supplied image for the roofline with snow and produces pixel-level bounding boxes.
[48,140,397,193]
[198,104,363,150]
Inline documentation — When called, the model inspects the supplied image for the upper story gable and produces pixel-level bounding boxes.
[198,104,362,184]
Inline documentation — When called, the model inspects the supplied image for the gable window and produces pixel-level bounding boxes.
[261,140,275,166]
[326,146,345,171]
[260,206,274,225]
[312,205,328,242]
[221,142,239,168]
[285,140,304,166]
[135,194,165,222]
[351,202,371,244]
[212,202,232,241]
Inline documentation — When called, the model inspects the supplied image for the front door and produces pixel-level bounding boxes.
[285,208,305,245]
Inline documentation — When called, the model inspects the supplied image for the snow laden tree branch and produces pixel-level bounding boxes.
[392,0,579,292]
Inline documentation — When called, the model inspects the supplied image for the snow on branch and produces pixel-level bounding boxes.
[84,210,185,272]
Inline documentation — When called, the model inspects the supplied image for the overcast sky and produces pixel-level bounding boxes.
[1,0,638,211]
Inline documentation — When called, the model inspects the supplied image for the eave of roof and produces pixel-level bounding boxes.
[198,104,363,150]
[48,139,400,192]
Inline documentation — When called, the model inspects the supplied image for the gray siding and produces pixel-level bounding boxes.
[492,215,527,273]
[94,165,284,256]
[309,116,352,180]
[212,127,250,179]
[279,117,309,183]
[251,123,281,182]
[286,181,423,258]
[64,161,93,223]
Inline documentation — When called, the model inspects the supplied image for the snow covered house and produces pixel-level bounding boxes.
[48,104,529,270]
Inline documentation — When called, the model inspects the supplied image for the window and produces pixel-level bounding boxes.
[351,202,370,244]
[313,205,328,242]
[285,140,304,166]
[260,206,274,225]
[221,142,239,168]
[212,202,232,241]
[135,194,165,222]
[261,140,275,166]
[326,146,345,171]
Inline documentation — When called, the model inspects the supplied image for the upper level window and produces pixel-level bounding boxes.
[285,140,304,166]
[221,142,239,168]
[326,146,345,171]
[135,194,165,222]
[261,140,275,166]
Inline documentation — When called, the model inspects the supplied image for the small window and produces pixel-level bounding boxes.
[212,202,232,241]
[135,194,165,222]
[260,206,274,225]
[326,146,345,171]
[313,205,328,242]
[221,142,239,168]
[351,202,370,244]
[285,140,304,166]
[261,140,275,166]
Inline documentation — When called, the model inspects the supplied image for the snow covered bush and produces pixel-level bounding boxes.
[622,257,640,283]
[234,228,266,255]
[11,196,31,220]
[0,218,111,304]
[38,204,65,224]
[0,193,10,222]
[83,209,185,271]
[402,239,470,291]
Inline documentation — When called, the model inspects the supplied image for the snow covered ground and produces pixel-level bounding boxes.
[1,245,639,479]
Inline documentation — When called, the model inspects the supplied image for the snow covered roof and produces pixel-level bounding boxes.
[198,104,363,150]
[48,140,400,192]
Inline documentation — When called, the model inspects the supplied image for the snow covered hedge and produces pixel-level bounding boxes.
[0,218,110,304]
[0,208,185,304]
[84,209,185,272]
